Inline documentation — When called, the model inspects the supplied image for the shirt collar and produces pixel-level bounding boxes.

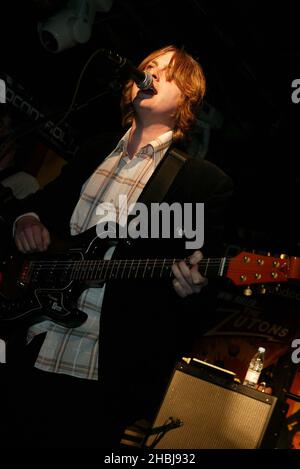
[114,128,173,168]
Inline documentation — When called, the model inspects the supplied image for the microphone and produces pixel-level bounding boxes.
[100,49,153,90]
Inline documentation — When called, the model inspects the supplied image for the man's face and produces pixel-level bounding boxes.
[131,51,182,126]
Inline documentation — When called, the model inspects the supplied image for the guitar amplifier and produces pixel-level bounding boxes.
[145,359,284,449]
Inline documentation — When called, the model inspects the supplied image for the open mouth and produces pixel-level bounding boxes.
[138,85,157,96]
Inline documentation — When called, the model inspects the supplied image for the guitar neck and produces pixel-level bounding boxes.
[68,257,229,282]
[11,250,297,295]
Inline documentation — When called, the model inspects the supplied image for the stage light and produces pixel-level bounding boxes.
[38,0,114,53]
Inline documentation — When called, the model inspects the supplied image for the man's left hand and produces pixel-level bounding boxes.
[172,250,208,298]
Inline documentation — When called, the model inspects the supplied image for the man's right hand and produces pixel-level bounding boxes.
[14,215,50,253]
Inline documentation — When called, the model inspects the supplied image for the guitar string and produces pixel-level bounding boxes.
[24,257,286,270]
[25,258,284,268]
[24,260,287,276]
[26,259,233,268]
[24,259,231,277]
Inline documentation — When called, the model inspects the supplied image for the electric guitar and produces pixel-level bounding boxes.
[1,226,300,328]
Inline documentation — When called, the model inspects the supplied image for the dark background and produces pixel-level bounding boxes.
[1,0,300,253]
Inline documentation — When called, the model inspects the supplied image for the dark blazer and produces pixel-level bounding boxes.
[8,131,234,423]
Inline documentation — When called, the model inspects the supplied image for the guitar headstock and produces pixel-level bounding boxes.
[227,252,291,289]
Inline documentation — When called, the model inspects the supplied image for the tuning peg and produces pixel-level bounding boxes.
[243,286,253,296]
[280,253,288,259]
[260,284,266,294]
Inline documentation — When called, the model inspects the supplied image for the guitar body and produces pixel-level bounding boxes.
[0,227,111,327]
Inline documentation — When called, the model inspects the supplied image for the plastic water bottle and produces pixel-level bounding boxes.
[243,347,266,388]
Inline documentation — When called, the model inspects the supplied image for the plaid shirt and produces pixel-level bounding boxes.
[29,128,173,380]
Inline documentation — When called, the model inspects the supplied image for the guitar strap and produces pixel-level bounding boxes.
[134,146,188,207]
[115,146,188,248]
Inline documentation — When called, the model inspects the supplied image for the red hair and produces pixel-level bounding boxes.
[120,45,206,141]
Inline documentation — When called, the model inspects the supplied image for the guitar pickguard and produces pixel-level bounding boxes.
[34,285,88,328]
